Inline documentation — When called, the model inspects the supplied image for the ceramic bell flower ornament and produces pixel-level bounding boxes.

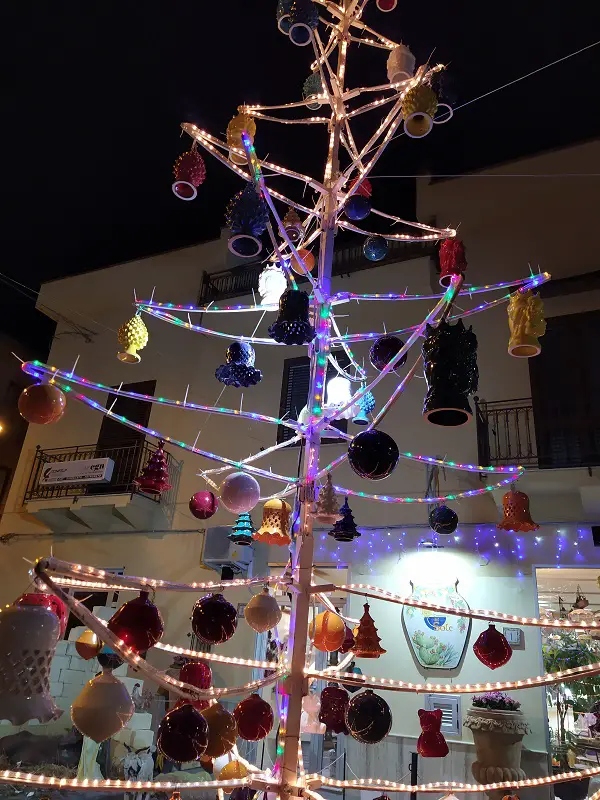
[496,489,539,532]
[253,499,293,545]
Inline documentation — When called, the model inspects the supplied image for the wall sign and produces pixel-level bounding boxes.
[39,457,115,486]
[402,581,471,669]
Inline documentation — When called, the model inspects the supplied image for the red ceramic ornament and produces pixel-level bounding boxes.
[348,176,373,198]
[157,703,209,762]
[18,384,66,425]
[172,149,206,201]
[16,592,68,637]
[339,625,355,654]
[439,238,468,288]
[107,591,164,652]
[192,593,237,645]
[189,491,219,520]
[417,708,449,757]
[318,685,350,734]
[176,660,212,712]
[233,693,274,741]
[376,0,397,10]
[473,624,512,669]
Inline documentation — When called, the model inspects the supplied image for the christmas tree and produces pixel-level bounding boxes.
[134,439,171,495]
[313,473,341,524]
[353,602,386,658]
[229,512,256,546]
[328,497,360,542]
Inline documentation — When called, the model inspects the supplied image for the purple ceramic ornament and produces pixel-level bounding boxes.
[189,491,219,520]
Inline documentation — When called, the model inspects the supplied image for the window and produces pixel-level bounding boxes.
[277,355,350,445]
[424,693,461,736]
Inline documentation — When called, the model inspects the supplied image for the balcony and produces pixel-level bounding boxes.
[474,397,538,468]
[198,240,437,304]
[23,440,182,533]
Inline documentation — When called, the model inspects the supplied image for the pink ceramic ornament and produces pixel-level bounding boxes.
[189,491,219,520]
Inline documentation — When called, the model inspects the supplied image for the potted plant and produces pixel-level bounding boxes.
[464,691,530,800]
[542,631,600,800]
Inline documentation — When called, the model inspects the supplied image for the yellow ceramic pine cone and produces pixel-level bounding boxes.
[402,84,438,138]
[117,313,148,363]
[226,110,257,165]
[507,289,545,358]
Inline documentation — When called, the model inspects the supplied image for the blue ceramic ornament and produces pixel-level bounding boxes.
[288,0,318,46]
[216,342,262,388]
[363,235,388,262]
[428,505,458,535]
[277,0,294,33]
[345,195,371,221]
[225,185,269,258]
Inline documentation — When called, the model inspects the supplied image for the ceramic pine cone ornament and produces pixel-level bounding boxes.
[117,313,148,363]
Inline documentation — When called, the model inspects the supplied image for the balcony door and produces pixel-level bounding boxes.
[529,310,600,468]
[87,380,156,494]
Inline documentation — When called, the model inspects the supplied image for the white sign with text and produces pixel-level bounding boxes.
[39,457,115,485]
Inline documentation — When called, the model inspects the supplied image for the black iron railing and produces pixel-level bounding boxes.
[198,241,437,304]
[24,440,181,511]
[474,397,538,467]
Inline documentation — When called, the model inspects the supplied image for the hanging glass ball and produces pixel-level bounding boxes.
[428,505,458,535]
[18,384,67,425]
[233,693,274,741]
[363,236,388,262]
[220,472,261,513]
[345,689,392,744]
[192,593,238,645]
[107,591,164,653]
[189,491,219,520]
[157,703,209,762]
[348,429,399,480]
[345,195,372,221]
[369,335,407,373]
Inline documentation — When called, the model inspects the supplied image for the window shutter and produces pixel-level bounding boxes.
[424,693,461,736]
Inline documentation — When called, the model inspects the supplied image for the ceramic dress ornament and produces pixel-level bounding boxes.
[402,581,470,669]
[507,289,546,358]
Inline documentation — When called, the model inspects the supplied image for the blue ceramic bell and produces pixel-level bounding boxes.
[225,185,269,258]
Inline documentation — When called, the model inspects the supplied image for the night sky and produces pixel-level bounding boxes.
[6,1,600,352]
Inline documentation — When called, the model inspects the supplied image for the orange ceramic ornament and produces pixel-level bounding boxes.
[309,610,345,652]
[496,489,539,532]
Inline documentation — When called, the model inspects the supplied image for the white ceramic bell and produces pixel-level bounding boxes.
[387,44,416,84]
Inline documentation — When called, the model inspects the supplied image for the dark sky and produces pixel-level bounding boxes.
[5,0,600,352]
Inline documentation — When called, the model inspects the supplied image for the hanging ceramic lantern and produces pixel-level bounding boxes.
[328,498,360,542]
[282,207,304,242]
[15,591,68,636]
[18,383,67,425]
[225,184,269,258]
[216,341,262,388]
[254,498,293,545]
[192,593,238,645]
[233,693,274,740]
[369,334,407,373]
[189,491,219,520]
[258,264,287,306]
[348,429,399,480]
[220,471,261,513]
[473,624,512,669]
[172,147,206,201]
[157,703,209,762]
[0,604,63,724]
[309,610,346,652]
[303,72,323,110]
[439,238,467,288]
[348,176,372,198]
[387,44,416,84]
[428,505,458,535]
[107,591,164,652]
[288,0,318,46]
[402,84,438,139]
[75,629,102,660]
[422,320,478,427]
[319,684,350,733]
[496,489,539,532]
[71,668,134,742]
[117,312,148,363]
[244,588,282,633]
[268,289,315,345]
[229,512,256,545]
[345,195,372,221]
[277,0,294,34]
[226,111,257,165]
[363,235,388,262]
[507,289,546,358]
[352,390,375,426]
[417,709,449,757]
[326,376,353,418]
[290,248,316,275]
[345,689,392,743]
[201,702,238,758]
[352,603,386,657]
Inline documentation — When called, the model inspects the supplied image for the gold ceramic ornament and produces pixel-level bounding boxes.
[117,313,148,363]
[75,629,102,660]
[71,669,134,742]
[226,110,257,165]
[218,759,248,789]
[507,289,546,358]
[244,587,282,633]
[282,207,303,243]
[309,610,346,652]
[201,702,238,758]
[402,84,438,138]
[253,499,292,546]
